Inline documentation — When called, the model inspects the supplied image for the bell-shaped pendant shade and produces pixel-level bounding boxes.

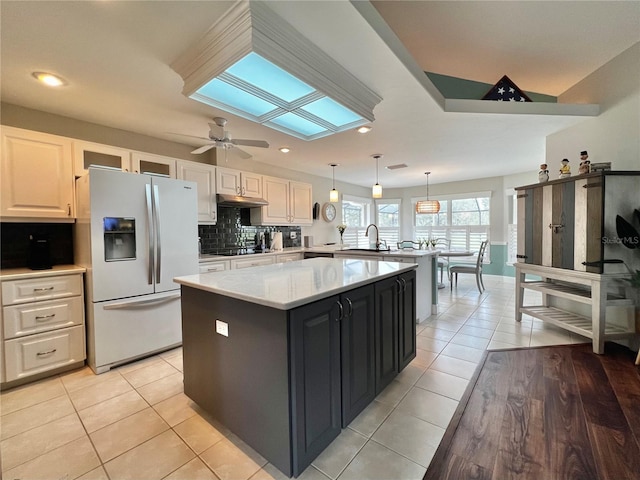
[416,171,440,214]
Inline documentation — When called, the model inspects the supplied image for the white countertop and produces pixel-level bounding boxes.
[199,246,440,262]
[176,257,417,310]
[0,264,86,281]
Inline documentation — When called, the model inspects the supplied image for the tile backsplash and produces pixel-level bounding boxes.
[198,207,301,254]
[1,223,74,269]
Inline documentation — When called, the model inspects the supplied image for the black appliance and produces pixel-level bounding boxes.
[28,234,52,270]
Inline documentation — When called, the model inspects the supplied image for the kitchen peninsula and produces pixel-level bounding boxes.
[174,257,417,477]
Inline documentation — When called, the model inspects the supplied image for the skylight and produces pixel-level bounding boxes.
[171,1,381,142]
[191,53,367,140]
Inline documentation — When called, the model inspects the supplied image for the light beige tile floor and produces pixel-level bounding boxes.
[0,274,590,480]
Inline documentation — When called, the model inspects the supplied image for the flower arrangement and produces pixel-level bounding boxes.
[337,224,347,244]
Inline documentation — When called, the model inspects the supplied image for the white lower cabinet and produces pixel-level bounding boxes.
[199,260,230,273]
[4,325,85,382]
[231,256,275,269]
[1,269,86,385]
[276,253,303,263]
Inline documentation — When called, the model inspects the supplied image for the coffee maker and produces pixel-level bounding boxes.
[28,234,52,270]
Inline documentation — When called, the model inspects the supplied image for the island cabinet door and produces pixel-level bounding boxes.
[340,284,376,427]
[289,295,342,476]
[398,270,417,371]
[374,276,399,394]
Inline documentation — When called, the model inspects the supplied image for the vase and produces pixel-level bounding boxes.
[340,234,344,245]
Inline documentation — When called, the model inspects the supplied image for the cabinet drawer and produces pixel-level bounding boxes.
[231,256,275,269]
[2,274,83,305]
[199,261,230,273]
[4,325,85,382]
[3,296,84,339]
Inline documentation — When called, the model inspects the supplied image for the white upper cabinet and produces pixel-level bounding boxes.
[73,141,131,177]
[216,166,262,197]
[177,160,217,224]
[131,152,176,178]
[251,175,312,226]
[1,126,75,220]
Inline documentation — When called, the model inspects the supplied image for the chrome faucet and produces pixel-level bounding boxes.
[365,223,382,250]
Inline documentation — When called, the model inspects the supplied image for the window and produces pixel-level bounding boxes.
[414,192,490,261]
[341,196,401,249]
[342,195,371,248]
[376,199,401,248]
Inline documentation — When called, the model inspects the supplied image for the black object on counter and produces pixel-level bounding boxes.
[28,234,52,270]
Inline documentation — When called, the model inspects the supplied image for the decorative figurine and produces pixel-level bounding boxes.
[538,163,549,183]
[578,150,590,174]
[559,158,571,178]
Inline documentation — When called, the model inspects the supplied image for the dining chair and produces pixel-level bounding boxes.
[450,240,488,293]
[434,238,450,283]
[397,240,420,250]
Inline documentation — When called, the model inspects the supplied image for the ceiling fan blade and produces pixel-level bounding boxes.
[231,139,269,148]
[234,147,253,159]
[168,132,211,142]
[191,144,216,154]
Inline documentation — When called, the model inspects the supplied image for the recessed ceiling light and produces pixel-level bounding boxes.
[357,125,372,134]
[279,147,291,153]
[32,72,67,87]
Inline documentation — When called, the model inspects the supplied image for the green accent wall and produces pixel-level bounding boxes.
[426,72,557,103]
[483,244,515,277]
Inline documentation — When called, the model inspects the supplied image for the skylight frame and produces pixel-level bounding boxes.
[171,0,382,141]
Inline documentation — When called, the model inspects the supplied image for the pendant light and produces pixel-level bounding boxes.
[416,171,440,214]
[329,163,339,202]
[372,154,383,199]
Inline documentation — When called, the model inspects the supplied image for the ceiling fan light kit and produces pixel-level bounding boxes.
[372,154,383,199]
[329,163,340,202]
[416,171,440,214]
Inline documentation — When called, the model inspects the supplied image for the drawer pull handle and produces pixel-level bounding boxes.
[37,348,57,356]
[35,314,56,321]
[33,287,55,292]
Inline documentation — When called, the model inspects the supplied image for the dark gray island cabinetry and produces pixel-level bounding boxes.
[175,258,417,477]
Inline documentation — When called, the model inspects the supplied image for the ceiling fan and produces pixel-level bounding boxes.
[182,117,269,159]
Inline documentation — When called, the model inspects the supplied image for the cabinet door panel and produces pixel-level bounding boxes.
[374,277,398,394]
[1,127,74,219]
[340,285,375,426]
[398,271,417,370]
[290,296,341,475]
[177,161,216,224]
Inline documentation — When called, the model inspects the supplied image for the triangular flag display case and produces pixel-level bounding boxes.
[482,75,532,102]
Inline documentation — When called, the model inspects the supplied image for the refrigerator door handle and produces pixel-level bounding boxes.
[153,184,162,284]
[145,184,154,285]
[103,293,181,310]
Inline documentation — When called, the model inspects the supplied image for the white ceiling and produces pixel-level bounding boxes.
[1,1,638,189]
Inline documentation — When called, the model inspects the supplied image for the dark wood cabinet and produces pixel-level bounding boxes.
[181,268,417,478]
[289,296,342,475]
[398,270,417,370]
[374,276,399,394]
[340,285,375,426]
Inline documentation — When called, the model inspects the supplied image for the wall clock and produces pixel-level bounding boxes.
[321,202,336,222]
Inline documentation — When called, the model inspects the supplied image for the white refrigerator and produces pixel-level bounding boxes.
[75,168,198,373]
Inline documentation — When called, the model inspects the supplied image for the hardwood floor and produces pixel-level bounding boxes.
[424,343,640,480]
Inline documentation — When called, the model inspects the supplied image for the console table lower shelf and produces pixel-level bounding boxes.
[515,263,637,355]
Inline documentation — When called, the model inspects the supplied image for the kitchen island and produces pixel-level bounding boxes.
[174,257,417,477]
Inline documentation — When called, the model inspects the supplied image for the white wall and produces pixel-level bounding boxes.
[546,42,640,170]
